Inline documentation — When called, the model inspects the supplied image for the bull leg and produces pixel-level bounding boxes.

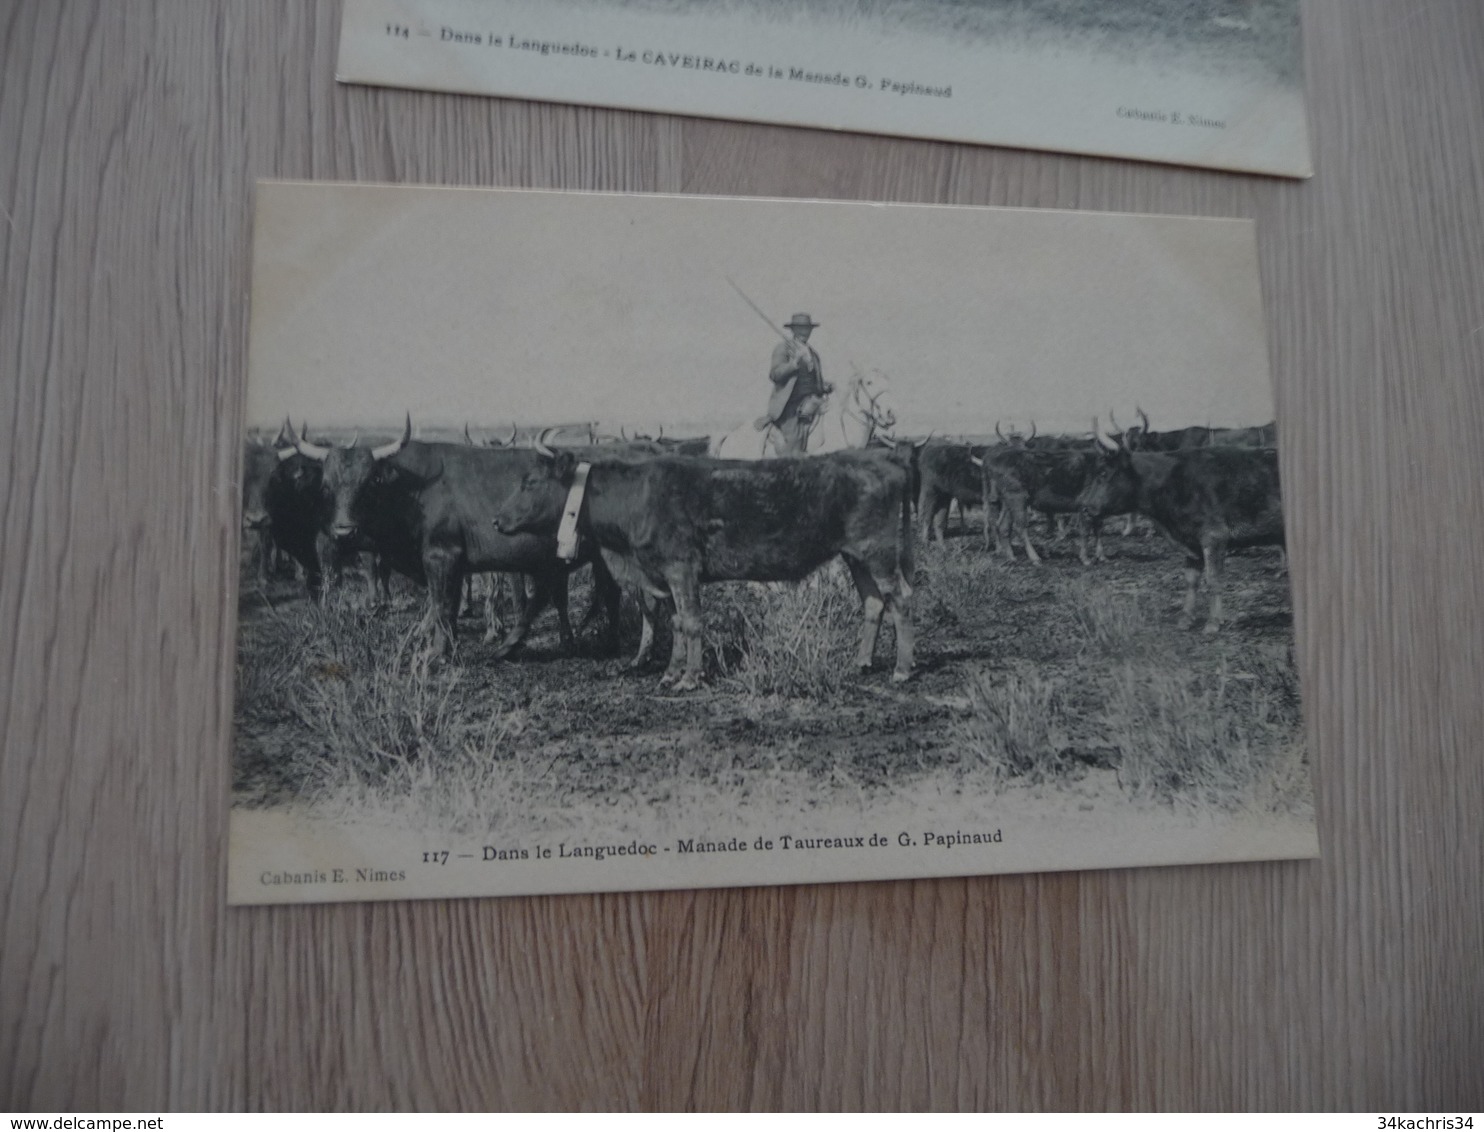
[292,539,325,602]
[1019,505,1042,565]
[630,601,657,670]
[850,551,914,682]
[326,536,358,596]
[1202,541,1228,633]
[879,559,916,683]
[917,485,937,543]
[1180,555,1202,629]
[373,555,393,605]
[993,504,1015,561]
[660,563,703,691]
[489,575,513,646]
[254,531,273,583]
[418,548,464,656]
[1022,531,1042,564]
[843,556,886,674]
[658,606,688,686]
[548,569,574,653]
[489,570,562,659]
[589,557,623,657]
[919,493,948,543]
[1077,515,1106,565]
[511,574,530,633]
[305,565,325,603]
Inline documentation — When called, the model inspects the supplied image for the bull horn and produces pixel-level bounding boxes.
[970,453,984,467]
[620,426,628,442]
[504,423,518,447]
[535,427,558,457]
[344,433,359,449]
[1137,406,1150,433]
[1027,420,1037,441]
[287,418,330,462]
[274,417,296,460]
[465,423,474,445]
[995,420,1006,443]
[371,413,411,461]
[1108,409,1122,435]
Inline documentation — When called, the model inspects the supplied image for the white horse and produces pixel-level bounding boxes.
[710,368,898,458]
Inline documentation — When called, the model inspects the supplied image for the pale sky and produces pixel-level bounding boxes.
[247,183,1275,438]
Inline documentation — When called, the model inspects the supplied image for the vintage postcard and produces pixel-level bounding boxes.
[337,0,1311,177]
[230,182,1314,905]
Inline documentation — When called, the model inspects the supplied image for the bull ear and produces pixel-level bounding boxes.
[553,450,577,483]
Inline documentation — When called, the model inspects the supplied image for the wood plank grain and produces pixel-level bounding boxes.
[1,0,1481,1110]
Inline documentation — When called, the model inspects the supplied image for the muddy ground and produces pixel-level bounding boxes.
[232,513,1306,835]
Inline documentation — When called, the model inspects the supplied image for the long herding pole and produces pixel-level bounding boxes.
[726,277,794,346]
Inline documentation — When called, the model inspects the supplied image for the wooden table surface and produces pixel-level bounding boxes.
[3,0,1482,1111]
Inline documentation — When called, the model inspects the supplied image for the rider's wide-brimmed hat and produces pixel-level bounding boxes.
[784,312,821,330]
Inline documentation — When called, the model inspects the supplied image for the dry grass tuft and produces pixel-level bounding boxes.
[951,665,1070,785]
[1103,643,1307,812]
[916,538,1010,629]
[705,568,863,698]
[1058,574,1156,658]
[235,593,537,832]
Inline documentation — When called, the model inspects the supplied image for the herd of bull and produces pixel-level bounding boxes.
[240,408,1286,693]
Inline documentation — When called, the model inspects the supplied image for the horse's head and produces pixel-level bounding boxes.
[849,369,897,439]
[806,368,899,453]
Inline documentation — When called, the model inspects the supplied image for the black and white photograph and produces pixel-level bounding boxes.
[229,182,1315,904]
[337,0,1311,176]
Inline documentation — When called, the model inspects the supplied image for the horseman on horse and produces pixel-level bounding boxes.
[711,282,897,458]
[757,312,832,455]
